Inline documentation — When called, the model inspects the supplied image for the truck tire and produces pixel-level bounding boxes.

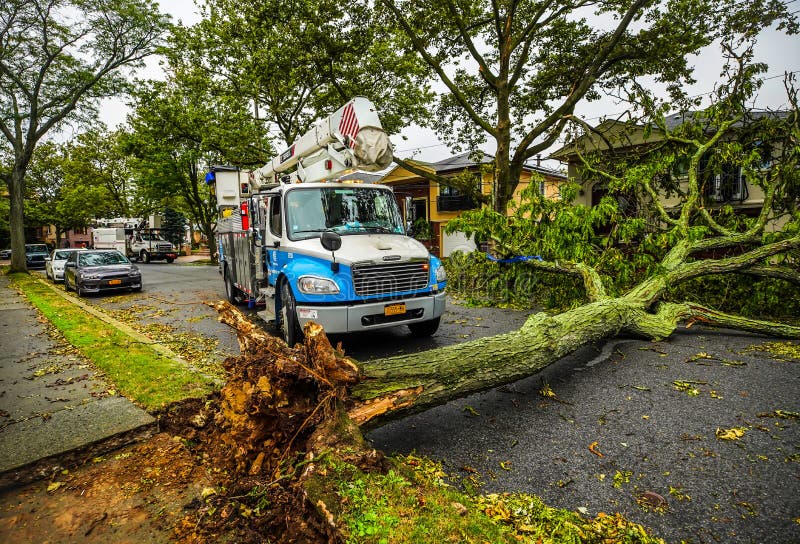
[223,266,241,304]
[280,280,302,347]
[408,317,441,337]
[166,257,174,263]
[140,250,150,263]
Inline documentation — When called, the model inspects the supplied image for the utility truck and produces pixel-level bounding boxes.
[209,97,446,346]
[92,217,178,263]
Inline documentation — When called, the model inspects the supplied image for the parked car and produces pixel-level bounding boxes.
[25,244,50,269]
[46,248,84,282]
[64,250,142,296]
[0,249,10,259]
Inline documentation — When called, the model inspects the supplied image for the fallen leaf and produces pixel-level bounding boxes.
[47,481,64,493]
[462,405,480,417]
[716,427,746,441]
[588,441,603,458]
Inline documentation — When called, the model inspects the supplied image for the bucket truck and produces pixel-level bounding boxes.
[209,97,446,346]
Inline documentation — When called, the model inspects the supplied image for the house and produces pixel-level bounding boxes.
[549,112,788,224]
[40,225,92,248]
[380,152,567,256]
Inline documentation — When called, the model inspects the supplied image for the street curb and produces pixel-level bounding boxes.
[33,277,223,386]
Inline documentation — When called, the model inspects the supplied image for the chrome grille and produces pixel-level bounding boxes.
[156,243,172,252]
[352,261,429,296]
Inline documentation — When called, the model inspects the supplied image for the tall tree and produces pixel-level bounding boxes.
[124,67,270,264]
[62,129,140,218]
[25,139,131,247]
[0,0,169,272]
[382,0,797,212]
[177,0,432,148]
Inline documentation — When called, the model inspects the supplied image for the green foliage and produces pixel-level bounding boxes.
[160,207,188,248]
[317,452,665,543]
[669,276,800,323]
[23,139,121,243]
[384,0,797,211]
[176,0,432,145]
[0,0,170,271]
[444,251,584,310]
[445,184,666,301]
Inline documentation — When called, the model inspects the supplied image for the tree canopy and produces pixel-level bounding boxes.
[382,0,798,212]
[0,0,169,271]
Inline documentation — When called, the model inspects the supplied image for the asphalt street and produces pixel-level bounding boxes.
[21,262,800,543]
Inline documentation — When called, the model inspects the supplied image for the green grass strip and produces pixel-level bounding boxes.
[8,272,214,411]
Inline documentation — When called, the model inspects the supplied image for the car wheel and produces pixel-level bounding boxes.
[140,250,150,264]
[224,266,243,305]
[408,317,441,337]
[75,280,84,297]
[64,275,72,292]
[279,280,302,347]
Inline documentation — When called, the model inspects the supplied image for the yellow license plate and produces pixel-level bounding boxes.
[108,279,122,285]
[384,303,406,316]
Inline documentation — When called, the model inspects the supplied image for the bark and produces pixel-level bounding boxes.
[213,294,800,432]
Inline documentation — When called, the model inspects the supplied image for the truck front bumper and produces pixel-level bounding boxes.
[294,291,446,334]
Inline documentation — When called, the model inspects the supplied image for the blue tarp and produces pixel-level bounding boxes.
[485,253,543,263]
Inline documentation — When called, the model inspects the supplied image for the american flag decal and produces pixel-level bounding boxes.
[338,102,360,148]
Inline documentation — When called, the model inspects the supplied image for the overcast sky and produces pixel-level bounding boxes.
[101,1,800,167]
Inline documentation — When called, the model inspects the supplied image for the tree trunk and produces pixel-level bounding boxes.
[349,297,640,427]
[9,158,30,273]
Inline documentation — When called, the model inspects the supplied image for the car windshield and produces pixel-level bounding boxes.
[53,250,73,260]
[79,252,130,266]
[27,245,48,253]
[285,187,404,240]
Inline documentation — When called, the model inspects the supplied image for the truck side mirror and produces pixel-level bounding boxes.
[320,231,342,252]
[320,231,342,272]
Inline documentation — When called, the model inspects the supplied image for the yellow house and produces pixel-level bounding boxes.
[380,152,567,256]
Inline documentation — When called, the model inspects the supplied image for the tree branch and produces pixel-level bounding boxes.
[381,0,497,138]
[670,235,800,286]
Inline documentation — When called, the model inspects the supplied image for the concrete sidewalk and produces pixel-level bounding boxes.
[0,274,155,488]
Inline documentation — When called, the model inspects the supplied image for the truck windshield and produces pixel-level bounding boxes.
[286,187,404,240]
[139,233,164,241]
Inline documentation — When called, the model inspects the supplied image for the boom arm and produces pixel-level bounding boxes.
[254,97,393,186]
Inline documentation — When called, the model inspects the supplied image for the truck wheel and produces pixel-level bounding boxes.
[408,317,441,337]
[165,257,174,263]
[280,281,302,347]
[224,266,242,304]
[140,250,150,263]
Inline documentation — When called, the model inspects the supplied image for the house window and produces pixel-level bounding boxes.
[539,180,546,196]
[437,180,479,212]
[699,154,748,203]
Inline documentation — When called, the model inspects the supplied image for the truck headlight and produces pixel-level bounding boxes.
[297,276,340,294]
[435,265,446,282]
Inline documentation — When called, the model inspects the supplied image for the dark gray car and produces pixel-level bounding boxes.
[64,250,142,296]
[25,244,50,269]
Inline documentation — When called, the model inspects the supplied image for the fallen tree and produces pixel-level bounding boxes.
[181,57,799,543]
